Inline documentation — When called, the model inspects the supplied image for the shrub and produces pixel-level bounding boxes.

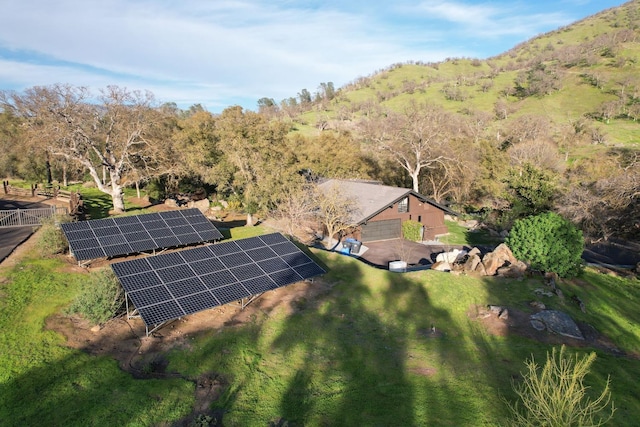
[226,193,243,211]
[506,345,615,426]
[66,269,125,325]
[402,220,423,242]
[37,215,70,257]
[506,212,583,278]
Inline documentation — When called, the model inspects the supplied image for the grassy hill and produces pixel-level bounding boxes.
[1,224,639,426]
[292,0,640,157]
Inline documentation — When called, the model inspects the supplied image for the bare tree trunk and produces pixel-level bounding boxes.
[110,170,125,213]
[410,170,420,193]
[45,156,52,184]
[135,181,141,199]
[62,163,68,187]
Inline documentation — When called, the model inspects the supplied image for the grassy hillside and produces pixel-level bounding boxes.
[2,227,640,426]
[293,0,640,155]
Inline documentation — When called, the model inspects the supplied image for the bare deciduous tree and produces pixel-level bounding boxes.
[271,182,317,240]
[558,150,640,240]
[1,84,164,212]
[507,139,564,173]
[314,182,360,249]
[360,102,454,193]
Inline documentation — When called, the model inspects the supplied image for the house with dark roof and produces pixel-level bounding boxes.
[317,179,454,242]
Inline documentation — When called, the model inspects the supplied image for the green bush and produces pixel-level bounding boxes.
[402,220,423,242]
[506,212,584,278]
[66,269,125,325]
[37,216,70,257]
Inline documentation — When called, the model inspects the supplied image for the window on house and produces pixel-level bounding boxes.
[398,197,408,213]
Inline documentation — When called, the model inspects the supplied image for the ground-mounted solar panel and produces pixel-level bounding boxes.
[178,292,220,315]
[209,241,242,256]
[204,269,238,288]
[270,241,301,256]
[165,277,207,298]
[259,233,289,245]
[73,247,106,261]
[119,273,162,292]
[142,300,185,325]
[111,232,326,330]
[229,263,264,281]
[179,246,215,262]
[70,238,101,250]
[219,252,252,268]
[242,276,277,294]
[61,208,223,261]
[257,257,290,274]
[211,284,251,305]
[269,268,304,286]
[103,243,134,257]
[190,258,225,275]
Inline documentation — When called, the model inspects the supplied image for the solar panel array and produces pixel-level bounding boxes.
[111,233,326,327]
[61,208,223,261]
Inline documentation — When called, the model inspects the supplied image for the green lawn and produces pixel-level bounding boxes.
[2,225,639,426]
[438,219,503,247]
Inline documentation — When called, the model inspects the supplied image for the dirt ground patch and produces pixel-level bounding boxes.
[45,277,332,425]
[468,305,632,357]
[47,278,332,373]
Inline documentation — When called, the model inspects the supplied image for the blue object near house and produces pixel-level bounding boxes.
[342,238,362,255]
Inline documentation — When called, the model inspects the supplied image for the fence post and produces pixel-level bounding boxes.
[31,184,35,197]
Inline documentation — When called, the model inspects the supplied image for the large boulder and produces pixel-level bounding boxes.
[164,198,178,208]
[529,310,584,340]
[436,249,466,264]
[497,260,528,278]
[463,253,482,272]
[481,243,518,276]
[188,198,211,214]
[431,261,451,272]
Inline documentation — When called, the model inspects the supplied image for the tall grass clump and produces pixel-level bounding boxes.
[506,345,615,426]
[37,215,71,257]
[66,269,125,325]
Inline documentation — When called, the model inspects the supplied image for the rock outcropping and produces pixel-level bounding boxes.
[433,243,528,277]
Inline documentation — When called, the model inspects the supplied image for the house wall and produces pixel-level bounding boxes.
[350,194,447,241]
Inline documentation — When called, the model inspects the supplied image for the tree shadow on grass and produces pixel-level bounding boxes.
[258,254,503,425]
[82,192,113,219]
[0,351,194,426]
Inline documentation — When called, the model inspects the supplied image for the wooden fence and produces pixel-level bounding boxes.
[2,181,84,219]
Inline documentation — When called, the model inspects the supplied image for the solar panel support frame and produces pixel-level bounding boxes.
[237,293,263,310]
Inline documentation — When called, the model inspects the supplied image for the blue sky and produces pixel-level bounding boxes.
[0,0,626,112]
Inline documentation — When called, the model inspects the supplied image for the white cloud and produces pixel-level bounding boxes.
[0,0,625,111]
